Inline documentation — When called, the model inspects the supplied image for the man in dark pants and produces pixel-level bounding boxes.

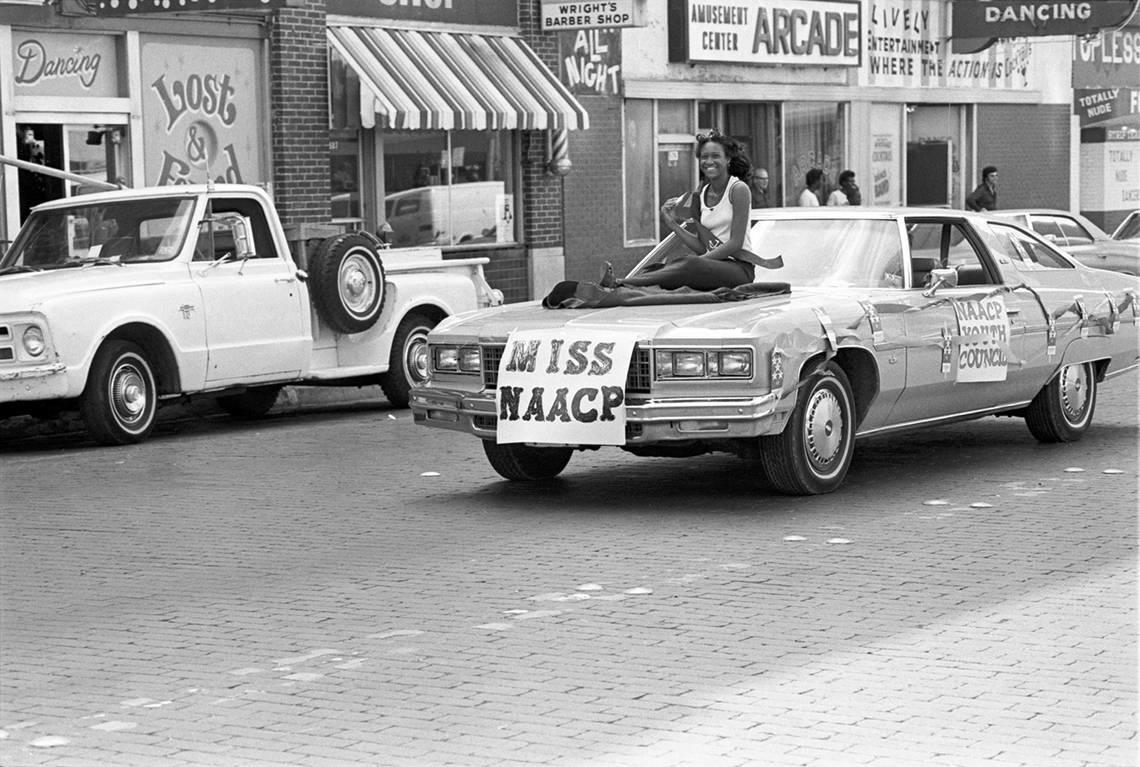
[965,166,998,212]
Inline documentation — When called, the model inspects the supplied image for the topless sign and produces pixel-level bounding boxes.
[496,329,638,445]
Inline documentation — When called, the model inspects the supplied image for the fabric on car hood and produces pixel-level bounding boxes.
[542,281,791,309]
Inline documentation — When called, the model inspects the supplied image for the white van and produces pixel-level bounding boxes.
[384,181,505,247]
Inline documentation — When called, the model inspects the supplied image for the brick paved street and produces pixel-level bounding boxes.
[1,373,1137,767]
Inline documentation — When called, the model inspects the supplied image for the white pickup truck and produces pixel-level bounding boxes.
[0,183,502,444]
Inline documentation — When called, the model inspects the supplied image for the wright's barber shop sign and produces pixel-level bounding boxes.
[496,329,638,446]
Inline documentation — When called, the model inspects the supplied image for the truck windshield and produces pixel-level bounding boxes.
[1,197,196,270]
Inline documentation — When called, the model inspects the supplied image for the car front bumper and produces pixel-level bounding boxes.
[410,385,788,443]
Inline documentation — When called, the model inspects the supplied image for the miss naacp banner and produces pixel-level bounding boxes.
[496,329,638,446]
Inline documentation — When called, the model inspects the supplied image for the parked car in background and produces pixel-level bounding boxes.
[0,184,503,445]
[1111,210,1140,242]
[992,209,1139,275]
[411,208,1139,495]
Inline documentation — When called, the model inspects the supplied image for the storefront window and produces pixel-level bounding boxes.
[724,103,781,205]
[785,102,845,207]
[331,130,361,223]
[380,129,514,248]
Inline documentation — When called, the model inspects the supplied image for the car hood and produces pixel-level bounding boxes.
[431,287,853,342]
[0,266,172,310]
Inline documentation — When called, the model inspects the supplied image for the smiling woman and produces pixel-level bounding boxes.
[603,132,757,291]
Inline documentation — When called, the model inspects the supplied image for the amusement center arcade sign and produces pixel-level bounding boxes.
[668,0,862,66]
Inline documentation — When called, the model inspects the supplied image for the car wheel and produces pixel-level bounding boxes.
[379,312,437,409]
[759,361,856,495]
[309,233,386,334]
[216,385,282,419]
[482,441,573,481]
[1025,361,1096,443]
[81,340,158,445]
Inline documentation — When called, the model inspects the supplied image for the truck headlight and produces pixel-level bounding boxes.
[22,326,46,357]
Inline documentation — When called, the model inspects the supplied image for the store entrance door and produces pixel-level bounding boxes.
[15,122,129,222]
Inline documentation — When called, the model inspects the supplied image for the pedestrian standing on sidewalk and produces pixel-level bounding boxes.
[965,166,998,211]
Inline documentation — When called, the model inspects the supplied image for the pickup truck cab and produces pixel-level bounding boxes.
[0,183,502,444]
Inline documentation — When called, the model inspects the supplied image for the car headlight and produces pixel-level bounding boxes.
[459,346,481,373]
[432,345,481,374]
[433,345,459,372]
[713,351,752,377]
[655,349,752,379]
[22,325,45,357]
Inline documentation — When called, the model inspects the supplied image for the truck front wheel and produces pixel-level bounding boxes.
[380,312,438,409]
[81,340,158,445]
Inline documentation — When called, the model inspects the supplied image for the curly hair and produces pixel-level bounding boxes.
[696,132,753,183]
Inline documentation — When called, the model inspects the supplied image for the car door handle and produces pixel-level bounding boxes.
[274,277,295,284]
[1006,307,1020,315]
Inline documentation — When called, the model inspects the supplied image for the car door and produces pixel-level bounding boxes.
[891,217,1035,424]
[191,197,307,384]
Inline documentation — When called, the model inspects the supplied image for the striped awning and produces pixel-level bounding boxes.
[328,26,590,132]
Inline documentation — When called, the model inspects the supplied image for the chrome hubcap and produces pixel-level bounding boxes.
[805,388,843,468]
[1059,363,1090,423]
[112,364,148,424]
[340,252,377,316]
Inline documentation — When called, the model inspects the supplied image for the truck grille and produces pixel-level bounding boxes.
[481,344,651,394]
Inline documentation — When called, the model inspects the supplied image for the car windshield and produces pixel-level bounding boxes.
[1113,212,1140,241]
[0,197,196,271]
[635,217,905,289]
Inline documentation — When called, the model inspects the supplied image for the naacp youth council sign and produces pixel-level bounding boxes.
[496,329,639,446]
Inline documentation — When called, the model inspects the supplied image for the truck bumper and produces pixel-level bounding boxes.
[410,386,786,443]
[0,362,70,403]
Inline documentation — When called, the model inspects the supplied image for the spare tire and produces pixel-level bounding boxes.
[308,233,386,334]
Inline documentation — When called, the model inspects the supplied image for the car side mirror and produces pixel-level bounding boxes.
[922,267,959,297]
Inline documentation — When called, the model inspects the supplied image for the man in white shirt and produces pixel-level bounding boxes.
[799,168,822,207]
[827,170,860,206]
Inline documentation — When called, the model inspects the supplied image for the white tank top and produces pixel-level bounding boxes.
[700,176,755,254]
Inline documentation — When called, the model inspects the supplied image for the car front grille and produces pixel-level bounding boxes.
[0,325,12,363]
[481,344,651,394]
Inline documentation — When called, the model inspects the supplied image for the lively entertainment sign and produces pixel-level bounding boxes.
[861,0,1035,89]
[669,0,863,67]
[496,329,638,446]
